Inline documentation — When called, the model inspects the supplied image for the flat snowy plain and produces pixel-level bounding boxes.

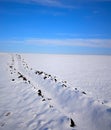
[0,53,111,130]
[22,54,111,102]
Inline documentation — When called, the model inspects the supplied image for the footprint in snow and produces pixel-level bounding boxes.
[62,84,67,87]
[47,98,52,101]
[42,99,46,101]
[82,91,87,95]
[12,79,15,81]
[38,90,43,98]
[5,112,11,116]
[9,65,13,69]
[0,122,5,127]
[49,105,53,108]
[70,118,76,127]
[44,76,47,79]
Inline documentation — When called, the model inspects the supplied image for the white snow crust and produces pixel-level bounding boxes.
[0,53,111,130]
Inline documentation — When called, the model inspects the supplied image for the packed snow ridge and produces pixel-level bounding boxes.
[0,53,111,130]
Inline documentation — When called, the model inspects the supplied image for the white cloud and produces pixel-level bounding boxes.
[26,39,111,48]
[2,38,111,48]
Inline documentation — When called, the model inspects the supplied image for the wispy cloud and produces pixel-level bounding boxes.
[1,0,111,4]
[26,38,111,48]
[0,0,74,8]
[31,0,65,7]
[1,0,111,9]
[55,33,107,37]
[1,38,111,48]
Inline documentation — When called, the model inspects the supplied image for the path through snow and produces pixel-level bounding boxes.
[0,53,111,130]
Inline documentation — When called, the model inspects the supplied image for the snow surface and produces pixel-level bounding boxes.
[22,54,111,102]
[0,53,111,130]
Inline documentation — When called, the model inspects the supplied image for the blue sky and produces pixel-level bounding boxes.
[0,0,111,54]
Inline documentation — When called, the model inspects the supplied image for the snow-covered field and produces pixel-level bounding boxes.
[22,54,111,102]
[0,53,111,130]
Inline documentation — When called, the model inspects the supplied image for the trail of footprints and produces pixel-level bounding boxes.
[9,54,91,128]
[8,54,90,128]
[1,54,106,129]
[0,112,11,127]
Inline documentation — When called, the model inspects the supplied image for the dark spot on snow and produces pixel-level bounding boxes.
[18,73,27,81]
[35,71,38,74]
[42,99,46,101]
[44,73,47,76]
[12,79,15,81]
[35,71,43,75]
[49,105,53,108]
[23,77,27,81]
[38,90,41,94]
[28,80,30,84]
[9,66,13,69]
[54,78,57,82]
[70,118,76,127]
[62,81,67,83]
[17,55,21,59]
[50,78,53,81]
[47,98,52,100]
[75,88,77,90]
[39,71,43,75]
[38,90,43,98]
[5,112,11,116]
[82,91,86,95]
[62,84,67,87]
[18,72,21,75]
[18,75,22,78]
[44,76,47,79]
[0,122,5,127]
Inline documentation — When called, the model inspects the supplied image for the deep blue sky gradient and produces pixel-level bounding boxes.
[0,0,111,54]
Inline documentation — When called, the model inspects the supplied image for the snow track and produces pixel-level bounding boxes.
[8,54,76,130]
[0,53,111,130]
